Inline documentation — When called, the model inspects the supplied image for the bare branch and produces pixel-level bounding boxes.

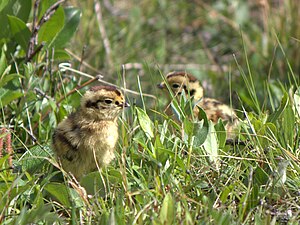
[26,0,66,62]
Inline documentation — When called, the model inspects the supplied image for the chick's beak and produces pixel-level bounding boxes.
[157,82,165,89]
[122,102,130,108]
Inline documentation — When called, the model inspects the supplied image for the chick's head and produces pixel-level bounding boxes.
[157,71,204,101]
[81,85,129,120]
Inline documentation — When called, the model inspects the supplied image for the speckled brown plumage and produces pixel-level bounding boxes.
[52,85,129,179]
[158,71,239,137]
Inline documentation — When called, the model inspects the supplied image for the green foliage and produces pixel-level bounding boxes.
[159,193,175,225]
[136,107,154,139]
[0,1,82,223]
[38,6,65,45]
[7,15,31,51]
[53,7,82,48]
[0,0,32,40]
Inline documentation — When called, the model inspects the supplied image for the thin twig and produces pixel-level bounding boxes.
[33,65,157,131]
[97,78,157,99]
[33,75,101,131]
[26,42,45,62]
[65,48,231,73]
[94,0,113,68]
[26,0,40,61]
[20,124,37,143]
[36,0,65,30]
[26,0,65,62]
[34,87,52,100]
[58,63,100,78]
[58,64,157,99]
[65,49,101,73]
[56,75,102,105]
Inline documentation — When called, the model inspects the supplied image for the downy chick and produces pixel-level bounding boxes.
[157,71,239,137]
[52,85,129,179]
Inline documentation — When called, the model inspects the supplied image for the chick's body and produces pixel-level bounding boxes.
[194,97,238,135]
[52,86,128,178]
[158,71,238,136]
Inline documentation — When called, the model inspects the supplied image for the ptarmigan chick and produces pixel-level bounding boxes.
[157,71,239,137]
[52,85,129,179]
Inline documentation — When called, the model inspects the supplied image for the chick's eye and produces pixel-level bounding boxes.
[172,83,180,89]
[104,99,113,104]
[115,101,119,105]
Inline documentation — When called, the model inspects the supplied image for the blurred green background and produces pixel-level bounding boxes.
[69,0,300,111]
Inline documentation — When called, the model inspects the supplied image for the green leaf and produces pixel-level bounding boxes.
[12,204,62,224]
[53,49,71,61]
[0,0,31,39]
[0,66,11,79]
[220,185,232,204]
[53,7,81,48]
[281,104,294,148]
[252,118,275,148]
[183,97,195,119]
[136,107,154,138]
[7,15,31,51]
[38,6,65,45]
[44,183,72,207]
[0,179,31,211]
[196,106,209,125]
[253,166,269,185]
[0,0,9,12]
[0,73,22,88]
[170,101,184,122]
[80,171,107,196]
[267,92,289,123]
[294,87,300,117]
[215,119,226,148]
[193,106,209,147]
[19,145,53,174]
[203,121,219,168]
[37,0,58,21]
[0,47,8,76]
[249,184,259,209]
[183,118,193,136]
[159,193,175,225]
[158,147,185,170]
[0,88,23,106]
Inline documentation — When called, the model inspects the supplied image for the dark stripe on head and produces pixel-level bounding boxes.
[183,86,195,96]
[166,71,198,82]
[89,85,122,96]
[85,100,100,109]
[190,89,196,96]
